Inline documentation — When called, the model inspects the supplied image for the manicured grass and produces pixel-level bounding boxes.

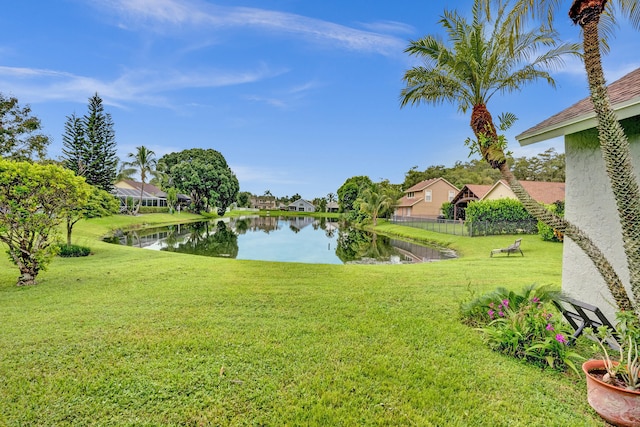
[0,214,603,426]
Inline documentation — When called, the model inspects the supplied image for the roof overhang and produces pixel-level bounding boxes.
[517,99,640,146]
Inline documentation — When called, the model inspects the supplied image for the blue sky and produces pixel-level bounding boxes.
[1,0,638,200]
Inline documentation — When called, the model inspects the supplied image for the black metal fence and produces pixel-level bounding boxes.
[390,216,538,237]
[390,216,469,236]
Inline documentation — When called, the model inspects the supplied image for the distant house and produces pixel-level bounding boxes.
[482,180,565,205]
[288,199,316,212]
[450,181,564,220]
[450,184,493,220]
[113,180,190,208]
[516,67,640,320]
[326,201,339,213]
[394,178,459,218]
[250,195,277,210]
[114,180,167,208]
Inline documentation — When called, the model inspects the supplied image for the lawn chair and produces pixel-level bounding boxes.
[490,239,523,257]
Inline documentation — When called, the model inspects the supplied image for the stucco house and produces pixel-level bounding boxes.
[516,67,640,320]
[395,178,459,218]
[288,199,316,212]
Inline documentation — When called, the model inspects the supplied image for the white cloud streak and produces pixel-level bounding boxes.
[0,64,284,108]
[92,0,406,56]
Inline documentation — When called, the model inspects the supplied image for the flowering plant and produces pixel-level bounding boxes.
[584,311,640,390]
[461,285,584,374]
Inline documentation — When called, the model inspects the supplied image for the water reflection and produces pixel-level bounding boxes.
[104,216,456,264]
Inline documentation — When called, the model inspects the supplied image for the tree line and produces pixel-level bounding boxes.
[402,148,565,190]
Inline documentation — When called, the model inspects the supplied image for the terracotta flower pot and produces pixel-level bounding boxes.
[582,359,640,427]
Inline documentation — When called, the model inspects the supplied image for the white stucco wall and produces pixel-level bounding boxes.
[562,117,640,320]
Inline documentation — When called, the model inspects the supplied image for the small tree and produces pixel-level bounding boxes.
[357,186,396,226]
[65,186,120,246]
[0,159,91,285]
[0,93,50,160]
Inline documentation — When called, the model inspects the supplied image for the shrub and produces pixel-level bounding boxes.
[58,244,91,257]
[441,202,455,219]
[460,285,583,374]
[465,199,537,236]
[537,201,565,242]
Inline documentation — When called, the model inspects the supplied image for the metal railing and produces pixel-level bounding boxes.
[390,216,469,236]
[390,216,539,237]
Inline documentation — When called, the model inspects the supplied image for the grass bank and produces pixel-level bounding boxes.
[0,214,603,426]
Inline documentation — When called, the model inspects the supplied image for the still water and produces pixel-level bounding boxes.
[104,216,456,265]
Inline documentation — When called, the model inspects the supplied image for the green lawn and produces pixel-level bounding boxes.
[0,214,604,426]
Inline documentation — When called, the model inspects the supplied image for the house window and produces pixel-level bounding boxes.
[407,191,415,198]
[448,190,455,202]
[425,190,432,202]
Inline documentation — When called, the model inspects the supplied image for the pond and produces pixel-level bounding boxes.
[103,216,457,265]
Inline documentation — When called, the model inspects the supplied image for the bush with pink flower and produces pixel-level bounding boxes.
[460,284,584,374]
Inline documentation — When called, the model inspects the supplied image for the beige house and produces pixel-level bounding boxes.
[516,67,640,320]
[250,196,277,210]
[395,178,459,218]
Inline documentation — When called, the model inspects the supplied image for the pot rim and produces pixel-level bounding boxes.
[582,359,640,396]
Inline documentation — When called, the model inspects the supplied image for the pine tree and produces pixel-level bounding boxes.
[61,113,87,176]
[83,93,117,192]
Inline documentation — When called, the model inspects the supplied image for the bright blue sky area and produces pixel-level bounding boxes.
[1,0,638,199]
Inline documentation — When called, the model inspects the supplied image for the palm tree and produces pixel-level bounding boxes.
[499,0,640,314]
[357,186,395,226]
[115,158,136,182]
[400,0,636,313]
[126,146,157,215]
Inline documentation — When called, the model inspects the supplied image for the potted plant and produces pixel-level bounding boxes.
[583,311,640,427]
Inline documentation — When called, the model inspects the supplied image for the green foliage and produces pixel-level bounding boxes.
[403,160,503,190]
[512,148,565,182]
[441,201,455,219]
[537,202,565,242]
[355,184,396,226]
[337,175,373,212]
[125,145,158,215]
[57,244,91,257]
[236,191,251,208]
[0,93,50,160]
[65,186,119,245]
[0,159,91,285]
[158,148,239,215]
[465,199,537,236]
[461,285,583,374]
[166,187,178,212]
[62,93,118,192]
[585,311,640,390]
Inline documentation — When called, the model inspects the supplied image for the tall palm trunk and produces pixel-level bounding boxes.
[570,3,640,314]
[135,180,144,215]
[470,103,636,313]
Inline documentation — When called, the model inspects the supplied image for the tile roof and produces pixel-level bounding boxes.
[404,178,439,193]
[517,67,640,145]
[491,180,565,204]
[464,184,493,199]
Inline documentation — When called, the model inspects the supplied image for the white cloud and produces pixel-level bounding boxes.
[93,0,405,56]
[0,64,284,108]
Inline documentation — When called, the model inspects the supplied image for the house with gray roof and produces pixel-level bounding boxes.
[516,67,640,319]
